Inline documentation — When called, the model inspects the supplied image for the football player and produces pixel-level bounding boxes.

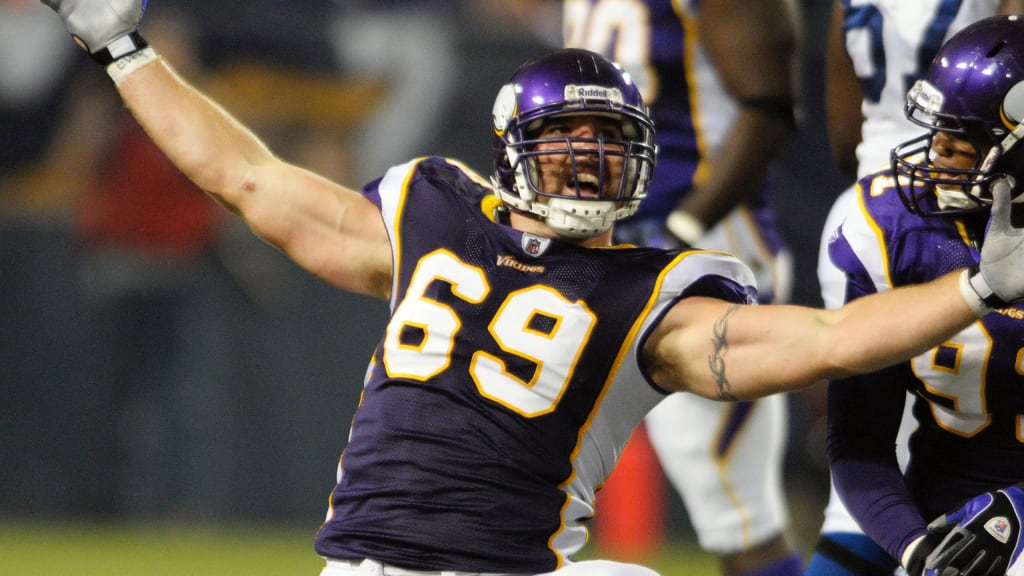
[819,14,1024,576]
[563,1,801,575]
[810,2,1024,575]
[38,1,1024,574]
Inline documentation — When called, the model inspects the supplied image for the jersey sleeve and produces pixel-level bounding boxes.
[824,176,930,562]
[828,367,930,561]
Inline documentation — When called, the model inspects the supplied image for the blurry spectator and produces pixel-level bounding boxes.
[72,7,245,518]
[325,0,459,184]
[0,0,111,514]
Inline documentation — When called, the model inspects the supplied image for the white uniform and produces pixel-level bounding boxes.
[816,0,1003,543]
[565,0,793,554]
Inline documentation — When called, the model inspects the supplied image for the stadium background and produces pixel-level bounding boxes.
[1,0,843,571]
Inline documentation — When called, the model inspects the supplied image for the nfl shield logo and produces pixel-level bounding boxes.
[985,516,1012,543]
[521,234,551,257]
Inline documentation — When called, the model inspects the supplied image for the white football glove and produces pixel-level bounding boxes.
[965,176,1024,311]
[40,0,148,65]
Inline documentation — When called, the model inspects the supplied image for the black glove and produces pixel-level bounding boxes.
[904,533,946,576]
[40,0,148,65]
[922,483,1024,576]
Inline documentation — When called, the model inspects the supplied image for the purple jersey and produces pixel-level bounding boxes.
[566,0,713,219]
[563,0,787,290]
[313,157,756,572]
[825,168,1024,560]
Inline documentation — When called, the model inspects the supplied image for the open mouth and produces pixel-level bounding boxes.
[568,171,601,198]
[928,164,970,184]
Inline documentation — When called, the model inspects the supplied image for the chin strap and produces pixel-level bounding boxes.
[542,197,617,238]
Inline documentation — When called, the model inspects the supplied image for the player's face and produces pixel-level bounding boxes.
[533,115,627,200]
[930,131,981,179]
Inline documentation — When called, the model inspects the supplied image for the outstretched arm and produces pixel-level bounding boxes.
[649,179,1024,400]
[41,0,393,299]
[644,271,974,400]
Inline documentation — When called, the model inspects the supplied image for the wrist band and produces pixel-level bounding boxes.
[106,46,159,85]
[959,268,995,317]
[968,263,1010,309]
[665,210,706,246]
[91,31,149,66]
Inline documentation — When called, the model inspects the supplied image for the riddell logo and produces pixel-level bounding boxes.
[565,85,624,106]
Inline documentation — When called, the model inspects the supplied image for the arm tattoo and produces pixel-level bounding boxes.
[709,304,741,401]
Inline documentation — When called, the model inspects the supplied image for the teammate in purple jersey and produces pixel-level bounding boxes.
[564,2,801,575]
[809,2,1024,575]
[822,15,1024,576]
[38,1,1024,574]
[564,0,795,300]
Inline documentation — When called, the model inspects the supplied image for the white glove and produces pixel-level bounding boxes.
[964,176,1024,313]
[40,0,147,65]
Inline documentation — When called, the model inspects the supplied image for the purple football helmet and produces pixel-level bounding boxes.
[892,15,1024,217]
[491,49,657,238]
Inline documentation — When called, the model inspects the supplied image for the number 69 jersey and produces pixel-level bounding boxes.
[824,169,1024,555]
[314,158,757,573]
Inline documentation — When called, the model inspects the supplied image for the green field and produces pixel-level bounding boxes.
[0,519,717,575]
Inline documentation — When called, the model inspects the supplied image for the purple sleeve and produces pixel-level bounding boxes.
[361,177,384,207]
[827,369,929,561]
[826,229,930,561]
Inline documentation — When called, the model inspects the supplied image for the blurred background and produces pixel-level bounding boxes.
[0,0,846,569]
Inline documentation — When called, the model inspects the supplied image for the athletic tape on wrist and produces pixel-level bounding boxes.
[960,268,994,317]
[106,46,159,85]
[968,263,1010,309]
[665,210,705,246]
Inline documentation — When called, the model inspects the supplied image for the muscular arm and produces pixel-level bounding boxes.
[643,271,975,400]
[114,58,393,298]
[677,0,799,228]
[825,0,862,182]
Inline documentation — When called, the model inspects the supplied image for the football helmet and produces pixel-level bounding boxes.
[491,48,657,238]
[891,15,1024,217]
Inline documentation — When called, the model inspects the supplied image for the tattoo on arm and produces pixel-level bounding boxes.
[709,304,740,401]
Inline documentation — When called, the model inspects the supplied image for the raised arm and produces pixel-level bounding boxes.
[42,0,393,299]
